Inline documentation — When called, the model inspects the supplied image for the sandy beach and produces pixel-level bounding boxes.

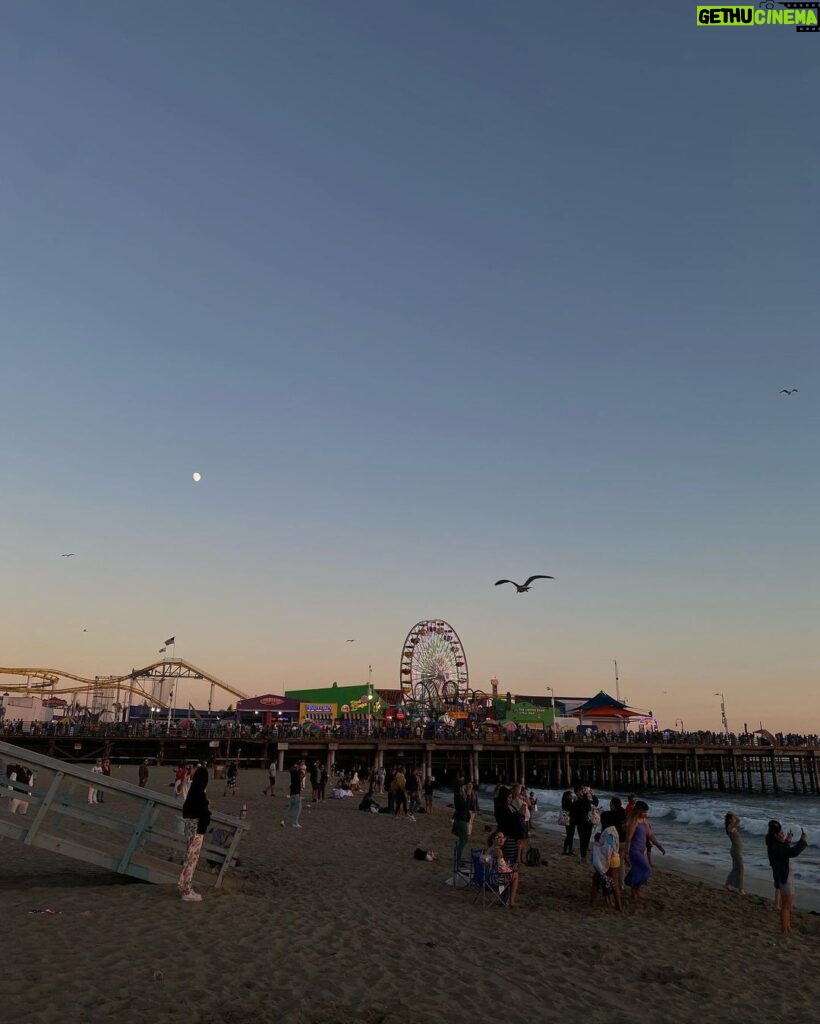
[2,767,818,1024]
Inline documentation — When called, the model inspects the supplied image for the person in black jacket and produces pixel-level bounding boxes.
[765,820,808,935]
[570,786,599,862]
[561,790,576,855]
[178,766,210,902]
[494,786,525,867]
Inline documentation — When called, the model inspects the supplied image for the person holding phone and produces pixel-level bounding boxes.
[765,820,808,935]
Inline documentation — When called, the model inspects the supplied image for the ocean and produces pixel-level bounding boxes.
[495,785,820,910]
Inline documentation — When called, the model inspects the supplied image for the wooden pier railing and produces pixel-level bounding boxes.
[3,734,818,795]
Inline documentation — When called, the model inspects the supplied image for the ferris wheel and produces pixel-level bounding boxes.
[399,619,468,714]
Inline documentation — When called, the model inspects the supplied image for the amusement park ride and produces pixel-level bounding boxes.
[399,619,490,723]
[0,659,249,718]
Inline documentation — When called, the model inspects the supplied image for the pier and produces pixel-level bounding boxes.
[4,734,818,795]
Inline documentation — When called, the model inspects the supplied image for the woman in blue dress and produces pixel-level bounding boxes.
[624,800,665,901]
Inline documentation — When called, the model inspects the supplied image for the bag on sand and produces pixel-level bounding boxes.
[524,847,542,867]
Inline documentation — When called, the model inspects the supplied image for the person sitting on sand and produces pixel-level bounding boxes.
[359,791,381,812]
[724,813,745,894]
[487,830,520,906]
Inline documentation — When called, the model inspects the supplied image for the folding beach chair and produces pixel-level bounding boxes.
[471,849,511,909]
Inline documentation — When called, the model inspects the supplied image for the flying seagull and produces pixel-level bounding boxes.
[779,388,798,395]
[61,553,75,557]
[346,639,356,643]
[495,575,555,593]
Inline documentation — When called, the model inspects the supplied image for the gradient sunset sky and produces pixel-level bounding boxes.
[1,3,817,733]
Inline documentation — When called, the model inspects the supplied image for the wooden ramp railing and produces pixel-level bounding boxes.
[0,740,248,888]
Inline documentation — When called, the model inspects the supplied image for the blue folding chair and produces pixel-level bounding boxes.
[471,848,511,908]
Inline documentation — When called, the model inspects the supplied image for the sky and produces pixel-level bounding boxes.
[1,2,818,733]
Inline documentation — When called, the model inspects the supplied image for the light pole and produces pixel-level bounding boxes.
[367,664,373,737]
[714,693,728,735]
[675,718,685,733]
[546,686,557,739]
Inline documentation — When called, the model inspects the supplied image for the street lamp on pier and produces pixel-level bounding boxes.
[714,693,729,736]
[546,686,557,739]
[367,664,373,738]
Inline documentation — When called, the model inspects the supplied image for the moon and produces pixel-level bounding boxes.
[192,472,202,482]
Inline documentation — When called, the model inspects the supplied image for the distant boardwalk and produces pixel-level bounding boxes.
[3,731,818,795]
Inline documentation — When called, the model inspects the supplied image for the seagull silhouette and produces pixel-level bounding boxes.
[61,553,75,557]
[780,389,798,395]
[82,628,88,633]
[346,639,356,643]
[495,575,554,593]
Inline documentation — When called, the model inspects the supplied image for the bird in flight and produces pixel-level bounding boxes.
[495,575,554,593]
[346,639,356,643]
[779,389,798,395]
[61,553,75,557]
[82,628,88,633]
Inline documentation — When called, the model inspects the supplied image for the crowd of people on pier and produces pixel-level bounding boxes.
[2,715,817,748]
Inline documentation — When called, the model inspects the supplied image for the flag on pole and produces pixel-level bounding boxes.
[165,636,175,646]
[159,647,166,654]
[188,702,201,722]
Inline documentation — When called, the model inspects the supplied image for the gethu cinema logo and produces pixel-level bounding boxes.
[697,4,819,27]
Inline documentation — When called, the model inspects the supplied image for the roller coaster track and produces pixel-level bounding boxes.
[0,659,249,708]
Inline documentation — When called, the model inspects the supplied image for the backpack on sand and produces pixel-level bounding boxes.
[524,847,542,867]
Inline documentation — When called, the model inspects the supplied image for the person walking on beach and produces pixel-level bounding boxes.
[452,782,472,863]
[319,765,328,801]
[590,819,621,911]
[560,789,575,855]
[99,758,111,802]
[423,775,435,813]
[223,761,238,797]
[407,766,422,816]
[724,813,745,894]
[281,761,306,828]
[392,765,409,817]
[88,758,103,804]
[765,820,808,935]
[571,786,599,862]
[624,800,665,901]
[178,766,210,902]
[262,761,276,797]
[139,759,149,787]
[310,761,322,803]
